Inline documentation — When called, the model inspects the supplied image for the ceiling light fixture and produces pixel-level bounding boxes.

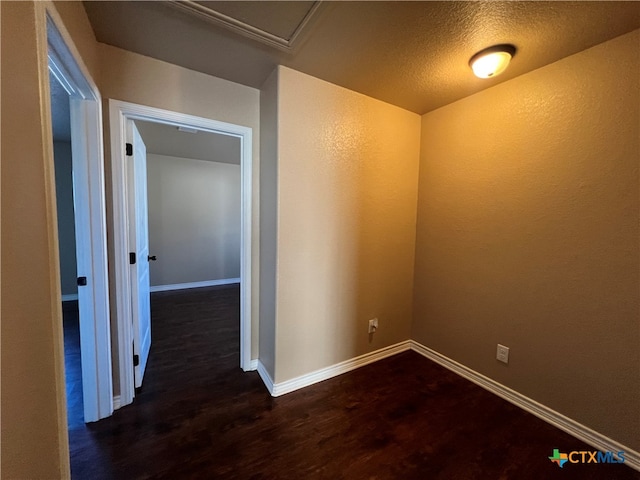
[469,44,516,79]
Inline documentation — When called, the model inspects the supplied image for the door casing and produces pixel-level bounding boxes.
[46,8,113,423]
[108,100,254,408]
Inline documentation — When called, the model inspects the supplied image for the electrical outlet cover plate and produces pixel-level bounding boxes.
[497,344,509,364]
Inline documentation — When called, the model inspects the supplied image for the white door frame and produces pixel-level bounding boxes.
[46,8,113,422]
[109,100,254,407]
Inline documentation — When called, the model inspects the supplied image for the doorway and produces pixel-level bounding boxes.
[109,100,254,408]
[127,118,244,390]
[50,66,84,427]
[47,12,112,423]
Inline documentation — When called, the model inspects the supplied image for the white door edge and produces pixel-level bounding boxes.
[126,120,152,389]
[108,100,254,408]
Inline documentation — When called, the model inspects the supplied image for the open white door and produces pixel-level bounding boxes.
[126,119,152,389]
[69,98,109,421]
[48,13,113,422]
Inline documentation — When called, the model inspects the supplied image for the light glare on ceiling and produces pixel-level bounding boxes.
[470,45,516,79]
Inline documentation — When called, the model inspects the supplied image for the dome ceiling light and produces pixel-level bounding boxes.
[469,44,517,79]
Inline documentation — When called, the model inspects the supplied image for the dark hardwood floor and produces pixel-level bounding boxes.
[66,285,639,479]
[63,300,84,429]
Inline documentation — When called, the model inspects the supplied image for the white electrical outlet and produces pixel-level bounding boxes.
[368,318,379,333]
[497,344,509,364]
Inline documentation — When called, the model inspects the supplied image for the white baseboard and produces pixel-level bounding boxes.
[410,341,640,471]
[113,395,121,410]
[149,278,240,293]
[247,359,258,371]
[62,293,78,302]
[255,339,638,471]
[257,360,275,395]
[261,341,411,397]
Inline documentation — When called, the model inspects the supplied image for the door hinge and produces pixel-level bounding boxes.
[133,354,140,367]
[129,252,136,265]
[77,276,87,286]
[126,143,133,156]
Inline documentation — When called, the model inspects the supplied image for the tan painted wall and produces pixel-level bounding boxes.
[53,1,101,82]
[0,1,100,477]
[274,67,421,382]
[413,30,640,450]
[146,154,241,287]
[98,43,261,372]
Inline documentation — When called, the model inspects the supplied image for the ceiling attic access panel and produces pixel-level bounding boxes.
[169,1,323,51]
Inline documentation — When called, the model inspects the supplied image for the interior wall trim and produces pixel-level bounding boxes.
[410,341,639,472]
[257,360,275,395]
[109,99,254,407]
[149,278,240,293]
[46,5,114,425]
[168,0,324,52]
[257,338,638,470]
[261,341,412,397]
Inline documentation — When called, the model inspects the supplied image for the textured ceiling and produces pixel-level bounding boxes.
[84,1,640,114]
[135,120,241,164]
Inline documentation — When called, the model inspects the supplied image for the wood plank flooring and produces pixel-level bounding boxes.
[67,285,639,479]
[63,300,85,430]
